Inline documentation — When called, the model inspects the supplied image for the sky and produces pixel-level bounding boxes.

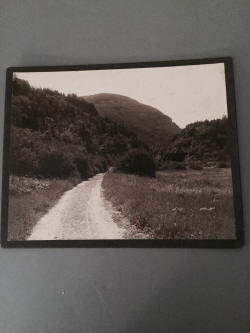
[15,63,228,128]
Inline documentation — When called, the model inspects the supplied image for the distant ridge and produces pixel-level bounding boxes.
[84,93,180,153]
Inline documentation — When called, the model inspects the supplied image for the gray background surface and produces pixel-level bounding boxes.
[0,1,249,332]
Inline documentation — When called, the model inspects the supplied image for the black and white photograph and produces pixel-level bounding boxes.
[1,59,243,246]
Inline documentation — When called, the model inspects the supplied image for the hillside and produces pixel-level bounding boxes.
[166,117,230,162]
[10,78,146,179]
[84,93,180,154]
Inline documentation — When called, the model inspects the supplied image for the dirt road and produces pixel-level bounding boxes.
[28,174,126,240]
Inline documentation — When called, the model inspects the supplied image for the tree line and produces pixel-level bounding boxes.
[10,77,231,179]
[10,77,148,179]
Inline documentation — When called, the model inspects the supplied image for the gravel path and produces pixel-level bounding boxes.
[28,174,126,240]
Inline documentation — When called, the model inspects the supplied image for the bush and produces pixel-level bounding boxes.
[9,147,38,176]
[217,161,228,168]
[188,161,203,170]
[94,156,108,173]
[39,151,75,178]
[74,155,92,180]
[161,161,186,170]
[116,149,156,177]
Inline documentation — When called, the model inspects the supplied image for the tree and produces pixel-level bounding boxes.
[116,149,156,177]
[39,151,75,178]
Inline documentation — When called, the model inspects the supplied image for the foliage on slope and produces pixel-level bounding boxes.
[84,93,180,155]
[10,77,146,179]
[166,117,230,162]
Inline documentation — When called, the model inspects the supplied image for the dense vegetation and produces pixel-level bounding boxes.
[167,117,230,161]
[85,93,230,170]
[10,77,146,179]
[11,78,230,178]
[115,149,156,177]
[159,117,231,170]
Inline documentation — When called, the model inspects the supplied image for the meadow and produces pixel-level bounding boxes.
[102,168,236,239]
[8,176,77,240]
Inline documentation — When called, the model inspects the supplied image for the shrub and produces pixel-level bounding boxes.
[188,161,203,170]
[74,155,92,180]
[94,156,108,173]
[174,162,186,170]
[217,161,228,168]
[9,147,38,176]
[39,151,75,178]
[161,161,186,170]
[116,149,156,177]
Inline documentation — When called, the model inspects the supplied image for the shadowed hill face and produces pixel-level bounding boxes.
[84,93,180,153]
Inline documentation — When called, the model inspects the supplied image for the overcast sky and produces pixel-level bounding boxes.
[16,63,227,128]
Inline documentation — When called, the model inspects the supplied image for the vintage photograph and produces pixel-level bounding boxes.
[4,60,241,244]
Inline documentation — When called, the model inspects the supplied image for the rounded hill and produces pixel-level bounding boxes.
[84,93,180,153]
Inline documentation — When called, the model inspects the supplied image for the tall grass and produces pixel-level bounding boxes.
[8,176,77,240]
[102,168,236,239]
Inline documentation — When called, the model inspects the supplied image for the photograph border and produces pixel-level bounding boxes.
[1,57,244,248]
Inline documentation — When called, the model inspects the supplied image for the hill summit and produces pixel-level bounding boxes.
[84,93,180,154]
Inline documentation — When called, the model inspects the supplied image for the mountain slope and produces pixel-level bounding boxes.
[167,117,230,162]
[10,78,145,179]
[84,93,180,153]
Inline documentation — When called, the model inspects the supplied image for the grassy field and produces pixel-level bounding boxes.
[8,176,77,240]
[102,168,236,239]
